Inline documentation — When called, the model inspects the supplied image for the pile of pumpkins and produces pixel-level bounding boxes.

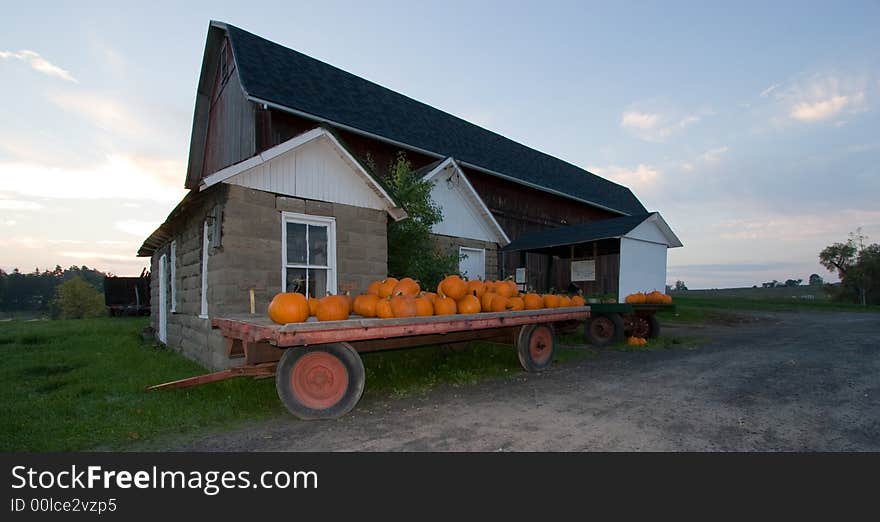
[268,275,588,324]
[624,290,672,305]
[626,336,648,347]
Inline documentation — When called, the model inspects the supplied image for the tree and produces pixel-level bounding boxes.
[819,229,879,306]
[673,280,688,291]
[808,274,824,286]
[53,276,106,319]
[384,152,458,290]
[783,278,802,287]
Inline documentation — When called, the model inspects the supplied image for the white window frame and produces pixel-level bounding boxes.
[158,253,167,344]
[169,240,177,313]
[281,211,337,296]
[199,221,209,319]
[459,246,486,280]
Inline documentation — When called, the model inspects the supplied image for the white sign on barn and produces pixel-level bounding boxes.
[571,259,596,282]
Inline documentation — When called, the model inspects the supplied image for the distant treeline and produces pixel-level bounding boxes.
[0,266,107,312]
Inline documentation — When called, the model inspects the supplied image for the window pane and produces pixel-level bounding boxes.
[308,225,328,266]
[286,222,306,264]
[286,268,307,294]
[308,269,328,298]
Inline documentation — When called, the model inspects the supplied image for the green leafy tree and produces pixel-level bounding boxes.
[808,274,823,286]
[53,276,106,319]
[384,152,458,290]
[673,280,688,291]
[820,229,879,306]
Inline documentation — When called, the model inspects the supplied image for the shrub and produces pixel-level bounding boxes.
[53,276,106,319]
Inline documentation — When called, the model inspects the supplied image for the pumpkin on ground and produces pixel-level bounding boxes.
[434,295,457,316]
[378,277,399,298]
[571,295,586,306]
[268,292,310,324]
[625,292,647,304]
[466,279,486,298]
[390,295,418,318]
[376,298,394,318]
[353,294,380,317]
[457,295,481,314]
[542,294,560,308]
[392,277,420,297]
[413,295,434,316]
[307,297,320,316]
[438,275,467,300]
[507,296,525,311]
[316,295,350,321]
[480,292,497,312]
[489,295,511,312]
[523,293,544,310]
[627,336,647,347]
[367,280,382,296]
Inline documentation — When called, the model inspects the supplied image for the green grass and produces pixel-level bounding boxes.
[0,317,597,451]
[656,295,879,325]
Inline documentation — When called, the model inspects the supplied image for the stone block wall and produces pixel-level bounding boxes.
[429,233,499,281]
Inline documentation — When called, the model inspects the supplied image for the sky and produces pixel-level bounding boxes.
[0,1,878,288]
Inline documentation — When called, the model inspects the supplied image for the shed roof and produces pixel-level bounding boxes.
[501,212,682,253]
[203,21,646,216]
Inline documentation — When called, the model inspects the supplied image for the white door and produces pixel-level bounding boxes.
[459,247,485,280]
[158,253,167,344]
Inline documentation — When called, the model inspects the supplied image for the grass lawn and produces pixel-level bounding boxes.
[0,317,595,451]
[656,296,879,324]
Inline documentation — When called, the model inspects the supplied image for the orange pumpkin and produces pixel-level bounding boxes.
[390,295,418,318]
[367,280,382,296]
[646,290,665,304]
[489,295,511,312]
[480,292,497,312]
[353,294,380,317]
[341,292,354,314]
[625,292,647,304]
[392,277,421,297]
[422,291,438,304]
[457,295,481,314]
[495,279,517,298]
[523,293,544,310]
[483,280,496,294]
[663,294,673,305]
[267,292,310,324]
[307,297,320,316]
[507,296,525,311]
[378,277,399,298]
[433,295,457,316]
[466,279,486,298]
[414,295,434,317]
[316,295,350,321]
[438,275,467,300]
[542,294,560,308]
[558,295,572,307]
[376,298,394,318]
[570,295,586,306]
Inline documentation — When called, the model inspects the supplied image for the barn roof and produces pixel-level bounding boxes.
[196,21,646,216]
[501,212,682,253]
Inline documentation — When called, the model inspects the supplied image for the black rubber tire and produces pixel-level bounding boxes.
[516,324,556,372]
[275,342,365,420]
[584,313,624,346]
[646,314,661,339]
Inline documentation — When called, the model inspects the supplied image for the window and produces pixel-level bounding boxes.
[282,212,336,297]
[199,221,209,319]
[170,240,177,313]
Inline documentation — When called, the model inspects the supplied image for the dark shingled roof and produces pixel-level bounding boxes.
[222,22,647,216]
[502,213,655,253]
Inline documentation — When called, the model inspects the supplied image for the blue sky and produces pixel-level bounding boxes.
[1,1,878,287]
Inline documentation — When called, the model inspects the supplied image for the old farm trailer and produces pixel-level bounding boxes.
[149,307,594,419]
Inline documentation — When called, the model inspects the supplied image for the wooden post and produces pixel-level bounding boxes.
[249,289,255,315]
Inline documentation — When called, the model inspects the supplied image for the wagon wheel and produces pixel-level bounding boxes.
[625,315,651,338]
[516,324,555,372]
[584,313,624,347]
[275,343,365,420]
[646,314,661,339]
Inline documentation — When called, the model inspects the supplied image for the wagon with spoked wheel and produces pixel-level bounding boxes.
[148,307,591,420]
[582,303,674,346]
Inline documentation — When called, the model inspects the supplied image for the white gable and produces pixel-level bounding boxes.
[424,159,509,245]
[623,213,683,248]
[200,128,406,220]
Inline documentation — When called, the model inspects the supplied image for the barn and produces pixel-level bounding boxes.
[138,21,680,370]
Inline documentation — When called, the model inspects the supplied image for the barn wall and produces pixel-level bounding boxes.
[430,234,498,281]
[618,238,667,303]
[201,39,256,178]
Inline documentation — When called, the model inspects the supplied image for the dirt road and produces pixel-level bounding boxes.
[176,311,880,451]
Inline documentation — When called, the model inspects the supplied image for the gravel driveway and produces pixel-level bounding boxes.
[176,310,880,451]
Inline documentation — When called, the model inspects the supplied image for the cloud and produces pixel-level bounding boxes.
[790,93,864,122]
[765,74,870,124]
[1,220,15,226]
[48,91,149,137]
[620,108,703,142]
[760,83,781,98]
[0,49,77,82]
[700,146,730,163]
[589,164,660,188]
[0,199,43,210]
[115,220,159,237]
[0,154,186,203]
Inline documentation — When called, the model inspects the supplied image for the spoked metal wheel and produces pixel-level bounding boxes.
[584,313,623,347]
[624,315,651,338]
[275,342,365,420]
[516,323,556,372]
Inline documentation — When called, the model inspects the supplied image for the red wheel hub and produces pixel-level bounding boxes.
[290,352,349,409]
[529,326,553,365]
